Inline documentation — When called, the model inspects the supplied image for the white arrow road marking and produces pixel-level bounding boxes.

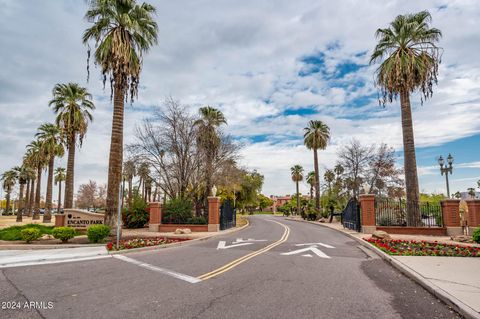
[233,238,267,244]
[281,246,332,259]
[295,243,335,249]
[302,254,313,258]
[217,241,254,250]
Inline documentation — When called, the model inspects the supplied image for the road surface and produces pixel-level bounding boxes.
[0,215,461,319]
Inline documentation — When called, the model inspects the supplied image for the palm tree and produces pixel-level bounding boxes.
[36,123,64,222]
[25,140,47,220]
[468,188,476,199]
[370,11,442,226]
[13,165,29,222]
[123,160,136,208]
[1,169,17,214]
[24,160,36,217]
[83,0,158,229]
[137,162,150,201]
[324,169,335,194]
[54,167,66,214]
[291,165,304,215]
[194,106,227,210]
[304,120,330,213]
[306,171,316,200]
[49,83,95,209]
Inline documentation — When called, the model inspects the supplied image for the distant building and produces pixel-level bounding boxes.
[268,194,311,212]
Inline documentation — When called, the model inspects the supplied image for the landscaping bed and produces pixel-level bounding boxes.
[365,238,480,257]
[0,224,64,241]
[106,237,190,251]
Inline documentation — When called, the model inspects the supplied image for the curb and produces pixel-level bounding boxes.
[109,218,250,255]
[285,217,479,319]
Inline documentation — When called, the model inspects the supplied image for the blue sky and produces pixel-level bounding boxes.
[0,0,479,199]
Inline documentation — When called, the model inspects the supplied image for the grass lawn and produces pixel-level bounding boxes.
[0,224,56,241]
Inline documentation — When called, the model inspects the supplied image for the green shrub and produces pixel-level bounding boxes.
[473,227,480,244]
[52,227,76,243]
[0,224,54,241]
[186,216,207,225]
[20,228,41,243]
[162,197,194,224]
[87,225,111,243]
[122,193,149,228]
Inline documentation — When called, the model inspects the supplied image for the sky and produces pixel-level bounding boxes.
[1,0,480,202]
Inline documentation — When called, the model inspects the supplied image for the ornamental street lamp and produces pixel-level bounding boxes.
[438,154,454,198]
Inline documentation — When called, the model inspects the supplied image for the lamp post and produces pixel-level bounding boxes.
[438,154,454,198]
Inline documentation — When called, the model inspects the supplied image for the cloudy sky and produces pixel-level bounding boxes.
[1,0,480,201]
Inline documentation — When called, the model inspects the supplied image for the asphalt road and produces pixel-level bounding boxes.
[0,215,462,319]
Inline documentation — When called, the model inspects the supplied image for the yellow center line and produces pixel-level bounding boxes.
[197,220,290,281]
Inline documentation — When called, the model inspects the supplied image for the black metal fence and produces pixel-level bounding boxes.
[375,198,443,227]
[220,200,236,230]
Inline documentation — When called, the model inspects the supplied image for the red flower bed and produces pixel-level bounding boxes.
[365,238,480,257]
[106,237,190,251]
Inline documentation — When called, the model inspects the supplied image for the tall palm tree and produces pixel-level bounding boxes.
[36,123,64,222]
[13,165,29,222]
[304,120,330,213]
[291,165,304,215]
[25,140,47,220]
[1,169,17,214]
[24,160,36,217]
[194,106,227,210]
[306,171,316,200]
[370,11,441,226]
[54,167,66,214]
[49,83,95,209]
[123,160,136,208]
[83,0,158,229]
[137,162,150,201]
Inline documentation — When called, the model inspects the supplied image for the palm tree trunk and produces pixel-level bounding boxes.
[17,183,25,222]
[65,135,76,208]
[105,83,124,233]
[128,178,132,209]
[5,191,11,214]
[43,156,54,223]
[310,185,313,200]
[121,178,125,209]
[33,166,42,220]
[296,181,300,215]
[24,179,30,217]
[313,149,321,213]
[57,180,62,214]
[400,89,421,227]
[28,179,35,217]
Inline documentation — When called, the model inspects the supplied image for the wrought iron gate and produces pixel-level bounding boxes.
[342,197,361,232]
[220,200,236,230]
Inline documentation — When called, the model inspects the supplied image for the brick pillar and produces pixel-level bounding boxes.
[148,202,162,232]
[441,199,462,236]
[54,214,65,227]
[208,197,221,232]
[359,194,376,234]
[466,199,480,234]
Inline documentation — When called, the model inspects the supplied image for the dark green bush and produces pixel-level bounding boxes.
[87,225,111,243]
[52,227,76,243]
[20,228,41,243]
[162,197,194,224]
[186,216,207,225]
[473,227,480,244]
[122,193,149,228]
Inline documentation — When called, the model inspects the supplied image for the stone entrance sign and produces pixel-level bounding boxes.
[55,209,104,230]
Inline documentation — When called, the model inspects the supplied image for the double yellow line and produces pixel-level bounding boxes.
[197,220,290,281]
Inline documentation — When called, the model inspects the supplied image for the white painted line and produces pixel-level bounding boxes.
[302,254,313,257]
[113,255,201,284]
[233,238,267,243]
[217,240,253,250]
[295,243,335,248]
[0,255,111,269]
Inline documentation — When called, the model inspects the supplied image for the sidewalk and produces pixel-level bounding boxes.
[0,246,109,268]
[287,217,480,319]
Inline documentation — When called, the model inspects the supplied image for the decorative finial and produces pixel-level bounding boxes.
[211,185,217,197]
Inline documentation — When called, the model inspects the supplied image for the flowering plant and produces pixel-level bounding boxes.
[106,237,190,251]
[365,238,479,257]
